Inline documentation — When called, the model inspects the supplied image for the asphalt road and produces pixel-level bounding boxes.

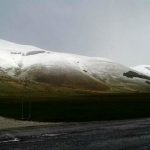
[0,118,150,150]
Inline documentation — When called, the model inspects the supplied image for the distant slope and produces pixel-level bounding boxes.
[132,65,150,77]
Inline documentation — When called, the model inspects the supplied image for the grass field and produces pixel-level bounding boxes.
[0,93,150,121]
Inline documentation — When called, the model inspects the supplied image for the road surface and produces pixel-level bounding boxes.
[0,118,150,149]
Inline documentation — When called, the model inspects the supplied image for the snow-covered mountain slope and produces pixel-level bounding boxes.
[132,65,150,77]
[0,39,150,93]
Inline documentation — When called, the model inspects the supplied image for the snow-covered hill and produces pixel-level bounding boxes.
[132,65,150,77]
[0,39,150,93]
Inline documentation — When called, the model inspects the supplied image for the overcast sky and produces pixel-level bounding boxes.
[0,0,150,66]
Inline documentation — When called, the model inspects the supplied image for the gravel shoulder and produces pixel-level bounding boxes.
[0,117,57,130]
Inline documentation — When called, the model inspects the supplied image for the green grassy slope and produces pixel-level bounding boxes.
[0,76,150,121]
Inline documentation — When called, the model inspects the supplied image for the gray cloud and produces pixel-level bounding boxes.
[0,0,150,66]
